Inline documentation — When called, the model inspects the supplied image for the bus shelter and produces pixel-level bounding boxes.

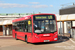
[0,20,12,36]
[57,14,75,38]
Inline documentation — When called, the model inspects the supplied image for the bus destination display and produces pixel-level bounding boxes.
[34,15,55,20]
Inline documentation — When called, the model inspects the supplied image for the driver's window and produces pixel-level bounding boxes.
[45,20,50,31]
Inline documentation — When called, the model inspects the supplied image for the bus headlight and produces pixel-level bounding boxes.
[54,38,57,40]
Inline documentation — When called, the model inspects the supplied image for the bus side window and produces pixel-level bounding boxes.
[24,21,28,32]
[15,22,18,31]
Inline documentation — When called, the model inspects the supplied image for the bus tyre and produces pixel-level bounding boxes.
[25,36,29,43]
[25,36,27,42]
[15,34,18,40]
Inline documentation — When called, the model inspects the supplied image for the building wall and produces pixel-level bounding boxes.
[73,21,75,27]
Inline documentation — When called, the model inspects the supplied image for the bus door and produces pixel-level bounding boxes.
[26,20,32,42]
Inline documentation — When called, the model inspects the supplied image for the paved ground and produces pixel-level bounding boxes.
[0,36,75,50]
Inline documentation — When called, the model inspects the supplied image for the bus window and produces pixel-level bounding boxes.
[17,22,22,31]
[15,22,19,31]
[24,21,28,32]
[13,22,17,29]
[21,21,24,32]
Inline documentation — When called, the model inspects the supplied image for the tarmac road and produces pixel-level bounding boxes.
[0,36,75,50]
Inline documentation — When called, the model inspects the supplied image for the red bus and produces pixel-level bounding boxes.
[12,13,58,43]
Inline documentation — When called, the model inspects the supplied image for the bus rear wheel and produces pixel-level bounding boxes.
[25,36,29,43]
[25,36,27,42]
[15,34,18,40]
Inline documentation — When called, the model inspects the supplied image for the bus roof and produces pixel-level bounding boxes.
[12,13,55,22]
[33,13,55,16]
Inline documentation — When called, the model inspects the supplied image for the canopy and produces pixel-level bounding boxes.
[56,14,75,22]
[0,20,12,25]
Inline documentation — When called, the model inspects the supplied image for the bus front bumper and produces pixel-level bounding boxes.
[32,36,58,43]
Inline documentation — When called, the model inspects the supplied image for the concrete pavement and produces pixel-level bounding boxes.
[0,36,13,39]
[0,39,75,50]
[0,36,75,50]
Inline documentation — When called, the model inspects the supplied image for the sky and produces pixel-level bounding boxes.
[0,0,75,14]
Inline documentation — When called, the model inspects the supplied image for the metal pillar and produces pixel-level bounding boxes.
[70,21,72,38]
[62,21,64,36]
[3,25,5,36]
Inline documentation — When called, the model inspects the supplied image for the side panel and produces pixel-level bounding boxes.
[26,32,32,42]
[12,29,15,38]
[17,31,25,40]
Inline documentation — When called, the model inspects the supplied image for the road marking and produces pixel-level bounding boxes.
[63,42,73,46]
[55,41,75,49]
[55,45,75,49]
[70,39,75,44]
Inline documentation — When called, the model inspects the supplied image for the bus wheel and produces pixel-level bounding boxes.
[25,36,27,42]
[25,36,29,43]
[15,34,18,40]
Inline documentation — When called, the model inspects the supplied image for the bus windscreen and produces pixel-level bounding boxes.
[33,15,56,34]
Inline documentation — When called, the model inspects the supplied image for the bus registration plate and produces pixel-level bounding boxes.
[44,40,50,42]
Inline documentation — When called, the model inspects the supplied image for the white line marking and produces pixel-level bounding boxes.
[63,42,73,46]
[70,39,75,44]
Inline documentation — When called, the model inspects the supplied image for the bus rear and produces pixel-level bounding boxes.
[32,14,58,43]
